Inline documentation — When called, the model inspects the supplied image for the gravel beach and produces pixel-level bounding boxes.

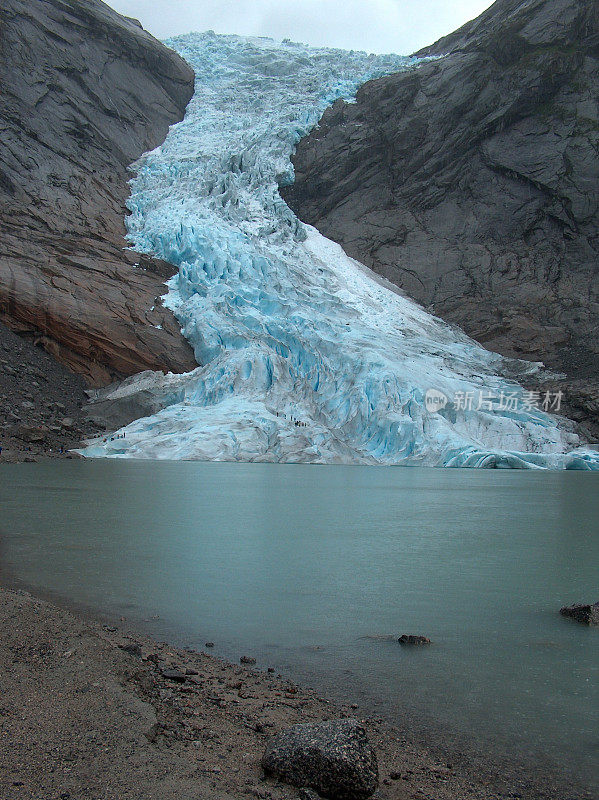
[0,585,594,800]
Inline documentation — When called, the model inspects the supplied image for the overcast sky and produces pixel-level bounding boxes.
[108,0,495,54]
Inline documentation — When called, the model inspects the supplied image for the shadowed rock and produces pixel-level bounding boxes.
[261,719,378,800]
[282,0,599,435]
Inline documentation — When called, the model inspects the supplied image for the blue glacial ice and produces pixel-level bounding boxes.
[80,32,599,469]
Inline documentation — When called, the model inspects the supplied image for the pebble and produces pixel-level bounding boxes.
[161,668,187,682]
[120,643,142,658]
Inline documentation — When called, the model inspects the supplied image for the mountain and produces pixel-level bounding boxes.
[2,0,597,466]
[281,0,599,435]
[0,0,196,385]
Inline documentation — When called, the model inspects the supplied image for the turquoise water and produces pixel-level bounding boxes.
[0,462,597,789]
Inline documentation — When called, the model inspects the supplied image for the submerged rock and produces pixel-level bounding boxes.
[559,603,599,626]
[398,635,431,645]
[261,718,378,800]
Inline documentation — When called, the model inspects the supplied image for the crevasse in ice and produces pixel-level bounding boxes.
[80,33,598,469]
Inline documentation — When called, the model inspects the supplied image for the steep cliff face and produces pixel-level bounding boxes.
[0,0,197,385]
[282,0,599,433]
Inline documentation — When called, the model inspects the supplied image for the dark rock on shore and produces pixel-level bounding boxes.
[161,668,187,682]
[261,718,379,800]
[0,0,196,386]
[398,635,431,646]
[282,0,599,434]
[559,602,599,626]
[119,643,143,658]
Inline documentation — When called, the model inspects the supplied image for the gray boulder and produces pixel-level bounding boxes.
[261,718,378,800]
[17,425,48,443]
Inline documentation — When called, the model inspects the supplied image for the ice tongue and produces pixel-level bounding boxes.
[79,33,598,470]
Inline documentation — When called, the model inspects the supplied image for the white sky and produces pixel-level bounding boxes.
[107,0,495,54]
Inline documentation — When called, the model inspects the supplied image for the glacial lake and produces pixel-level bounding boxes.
[0,461,597,791]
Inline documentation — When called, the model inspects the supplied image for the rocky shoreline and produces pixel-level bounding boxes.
[0,583,594,800]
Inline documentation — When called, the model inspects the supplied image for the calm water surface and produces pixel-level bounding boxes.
[0,462,597,789]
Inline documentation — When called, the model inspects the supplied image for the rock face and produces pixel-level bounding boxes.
[261,719,379,800]
[83,369,184,432]
[282,0,599,433]
[560,602,599,626]
[0,0,197,385]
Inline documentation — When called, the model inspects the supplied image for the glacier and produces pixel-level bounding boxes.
[80,32,598,469]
